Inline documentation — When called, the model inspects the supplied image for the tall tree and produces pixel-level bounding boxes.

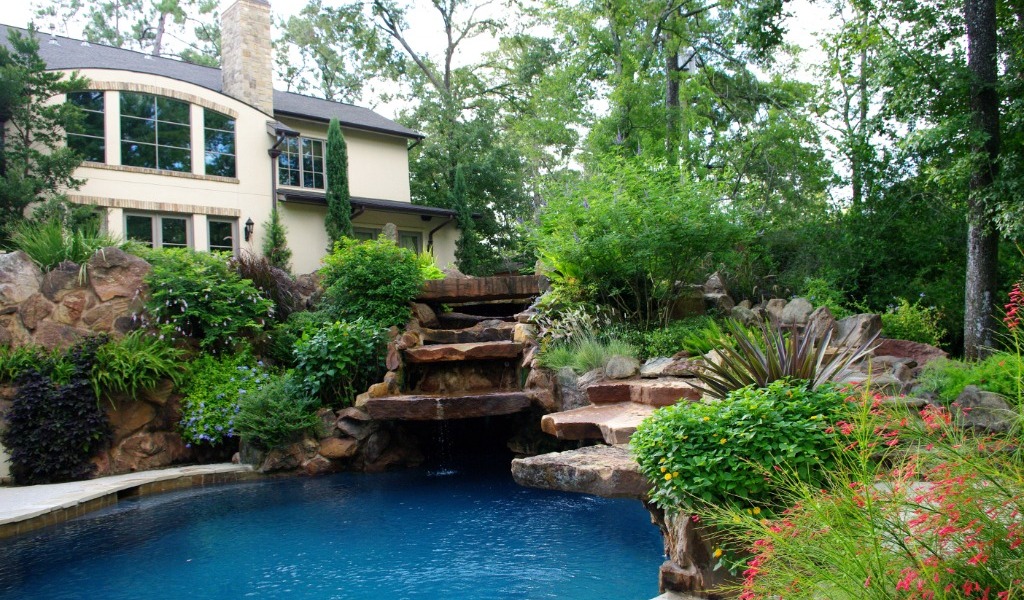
[0,27,88,242]
[34,0,220,66]
[324,117,353,247]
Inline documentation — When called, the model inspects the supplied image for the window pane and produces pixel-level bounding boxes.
[122,142,157,168]
[204,130,234,154]
[126,215,154,247]
[399,233,422,254]
[156,97,190,124]
[158,122,191,149]
[353,228,379,242]
[69,91,103,111]
[205,152,236,178]
[69,135,104,162]
[81,110,105,135]
[161,218,188,247]
[209,220,234,252]
[157,147,191,172]
[204,111,234,132]
[121,116,155,143]
[120,93,155,119]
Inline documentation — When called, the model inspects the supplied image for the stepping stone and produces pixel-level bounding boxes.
[403,341,523,363]
[419,326,512,344]
[418,275,548,303]
[587,378,702,407]
[511,445,648,499]
[541,402,657,444]
[360,391,532,420]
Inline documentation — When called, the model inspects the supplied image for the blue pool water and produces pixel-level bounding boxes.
[0,466,664,599]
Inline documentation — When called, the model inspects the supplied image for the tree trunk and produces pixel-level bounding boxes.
[665,35,680,165]
[963,0,1001,359]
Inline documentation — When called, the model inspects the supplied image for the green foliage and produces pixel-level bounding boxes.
[261,207,292,272]
[261,310,325,368]
[633,381,848,510]
[694,319,877,400]
[234,372,321,451]
[231,250,296,323]
[0,338,110,484]
[916,352,1024,404]
[90,331,185,401]
[881,298,947,347]
[324,117,352,246]
[415,249,445,280]
[800,277,853,319]
[0,27,88,244]
[535,156,743,329]
[292,319,386,407]
[613,317,731,360]
[8,218,120,275]
[0,344,46,383]
[319,237,424,327]
[537,333,637,374]
[142,249,273,352]
[179,352,270,447]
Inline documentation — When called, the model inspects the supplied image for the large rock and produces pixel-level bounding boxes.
[873,338,948,367]
[0,251,43,307]
[555,367,603,412]
[418,274,548,303]
[730,305,758,327]
[780,297,814,325]
[40,261,84,301]
[524,367,556,412]
[410,302,439,327]
[107,399,157,442]
[587,378,702,406]
[18,293,54,330]
[954,385,1017,434]
[55,290,93,325]
[703,272,727,295]
[640,357,674,378]
[87,247,151,302]
[100,431,190,475]
[807,306,838,337]
[604,355,640,379]
[703,293,734,315]
[32,320,89,350]
[764,298,787,322]
[541,402,658,444]
[833,313,882,349]
[403,341,523,363]
[362,391,533,420]
[510,445,649,499]
[319,437,359,459]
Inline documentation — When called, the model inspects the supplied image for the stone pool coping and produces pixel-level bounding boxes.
[0,464,258,539]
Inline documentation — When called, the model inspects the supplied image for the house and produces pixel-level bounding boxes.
[0,0,459,274]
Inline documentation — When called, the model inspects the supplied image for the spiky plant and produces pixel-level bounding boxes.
[690,318,878,399]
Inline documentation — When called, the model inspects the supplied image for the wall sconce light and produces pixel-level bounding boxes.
[244,218,255,242]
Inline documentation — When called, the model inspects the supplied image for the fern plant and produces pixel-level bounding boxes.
[690,318,878,399]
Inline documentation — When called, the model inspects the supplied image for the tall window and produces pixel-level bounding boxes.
[204,110,236,177]
[278,137,325,189]
[120,93,191,172]
[67,91,105,162]
[126,214,189,249]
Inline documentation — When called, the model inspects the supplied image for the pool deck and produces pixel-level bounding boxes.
[0,463,258,539]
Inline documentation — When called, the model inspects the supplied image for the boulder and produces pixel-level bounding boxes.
[555,367,603,411]
[319,437,359,459]
[807,306,838,337]
[302,454,335,476]
[386,342,402,371]
[954,385,1017,434]
[410,302,439,327]
[780,297,814,325]
[32,320,89,350]
[40,261,84,301]
[730,305,758,327]
[101,431,190,475]
[703,272,727,295]
[640,357,674,378]
[513,323,537,344]
[18,293,54,330]
[872,338,948,368]
[511,445,649,498]
[55,290,93,325]
[604,355,640,379]
[524,367,557,412]
[765,298,787,322]
[0,251,43,307]
[260,445,303,473]
[87,247,150,302]
[107,400,157,442]
[703,293,734,315]
[833,313,882,349]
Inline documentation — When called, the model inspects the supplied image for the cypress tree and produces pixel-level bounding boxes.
[451,164,482,274]
[262,206,292,271]
[324,117,352,248]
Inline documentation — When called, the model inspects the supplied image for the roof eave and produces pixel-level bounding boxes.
[272,109,425,141]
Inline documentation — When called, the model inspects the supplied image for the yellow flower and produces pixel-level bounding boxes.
[720,438,728,444]
[672,472,679,478]
[732,515,741,524]
[713,548,723,558]
[664,473,672,481]
[702,416,711,422]
[660,466,668,473]
[753,506,761,515]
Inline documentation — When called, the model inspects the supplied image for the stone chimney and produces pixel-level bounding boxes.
[220,0,274,114]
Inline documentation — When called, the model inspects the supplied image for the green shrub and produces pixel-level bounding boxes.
[90,331,185,401]
[416,249,446,281]
[0,345,46,384]
[143,249,273,352]
[293,319,386,407]
[916,352,1024,404]
[235,372,321,450]
[261,310,325,368]
[881,297,946,346]
[179,351,271,447]
[614,317,732,360]
[319,237,424,328]
[9,217,120,275]
[800,276,853,319]
[632,380,848,510]
[537,333,637,374]
[0,338,110,484]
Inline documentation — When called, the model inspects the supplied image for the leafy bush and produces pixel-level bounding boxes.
[0,345,47,383]
[179,351,271,447]
[9,217,120,275]
[612,317,734,360]
[319,237,424,328]
[416,249,446,281]
[693,318,877,399]
[916,352,1024,404]
[800,276,853,319]
[537,333,637,374]
[261,310,325,368]
[292,318,386,407]
[535,157,744,329]
[230,250,296,322]
[142,249,273,352]
[0,338,110,484]
[881,297,946,346]
[633,381,848,509]
[235,372,321,450]
[90,331,185,401]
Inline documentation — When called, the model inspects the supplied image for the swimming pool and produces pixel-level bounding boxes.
[0,465,663,599]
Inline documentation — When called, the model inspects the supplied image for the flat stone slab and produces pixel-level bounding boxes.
[511,445,649,499]
[541,402,657,444]
[418,275,548,303]
[419,326,512,344]
[0,464,255,537]
[362,391,532,420]
[587,378,702,407]
[403,341,523,363]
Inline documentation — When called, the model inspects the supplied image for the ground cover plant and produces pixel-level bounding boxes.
[536,333,637,374]
[90,330,185,402]
[179,350,271,447]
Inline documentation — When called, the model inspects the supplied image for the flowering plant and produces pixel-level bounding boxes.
[179,351,272,446]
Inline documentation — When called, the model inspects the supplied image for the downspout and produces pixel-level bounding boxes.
[351,206,365,220]
[427,215,454,253]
